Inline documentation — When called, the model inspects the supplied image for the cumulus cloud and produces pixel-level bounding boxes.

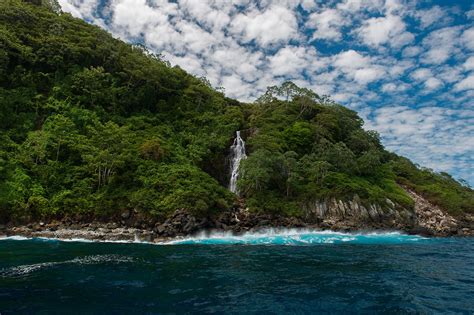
[467,9,474,19]
[454,74,474,91]
[424,77,443,90]
[356,14,414,48]
[420,26,463,64]
[230,5,298,47]
[334,50,369,69]
[410,68,432,81]
[268,46,319,77]
[307,8,346,41]
[402,46,422,58]
[381,82,408,93]
[461,27,474,50]
[353,67,385,84]
[464,56,474,71]
[415,5,450,28]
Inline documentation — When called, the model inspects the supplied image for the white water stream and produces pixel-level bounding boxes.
[228,131,247,194]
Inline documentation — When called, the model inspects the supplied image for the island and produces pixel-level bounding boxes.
[1,0,473,242]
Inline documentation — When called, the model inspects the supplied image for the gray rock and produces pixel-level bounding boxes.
[121,210,131,220]
[156,224,167,234]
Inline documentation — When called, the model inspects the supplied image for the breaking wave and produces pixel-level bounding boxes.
[1,229,432,246]
[163,229,430,245]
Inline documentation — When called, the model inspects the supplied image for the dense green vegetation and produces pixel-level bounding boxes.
[0,0,472,223]
[238,82,473,216]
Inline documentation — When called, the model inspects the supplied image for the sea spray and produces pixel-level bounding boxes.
[162,228,430,245]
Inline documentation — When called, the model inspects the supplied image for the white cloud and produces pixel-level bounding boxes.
[423,48,452,65]
[425,77,443,90]
[421,26,462,65]
[415,6,448,28]
[268,46,319,77]
[464,56,474,71]
[220,74,254,101]
[454,74,474,91]
[333,50,369,69]
[437,66,463,84]
[381,82,408,93]
[111,0,168,37]
[402,46,422,58]
[410,68,432,81]
[211,45,264,82]
[356,14,414,48]
[467,9,474,19]
[353,67,385,84]
[230,5,298,47]
[461,27,474,51]
[177,0,231,31]
[307,9,346,41]
[336,0,384,13]
[300,0,317,11]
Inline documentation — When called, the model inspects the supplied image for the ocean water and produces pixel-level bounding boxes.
[1,231,473,314]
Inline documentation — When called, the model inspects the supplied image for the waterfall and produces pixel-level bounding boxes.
[229,131,247,194]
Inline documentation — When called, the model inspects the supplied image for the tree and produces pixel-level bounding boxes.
[283,121,313,154]
[357,150,381,176]
[81,122,132,189]
[70,67,119,112]
[43,114,77,161]
[239,149,275,195]
[140,138,165,161]
[280,151,299,197]
[324,142,357,174]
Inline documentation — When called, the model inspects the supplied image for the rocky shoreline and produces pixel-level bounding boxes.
[1,210,473,244]
[1,188,473,242]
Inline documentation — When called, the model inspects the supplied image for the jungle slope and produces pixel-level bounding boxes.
[0,0,473,238]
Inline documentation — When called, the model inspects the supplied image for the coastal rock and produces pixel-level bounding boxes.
[303,196,415,230]
[121,210,131,220]
[404,188,459,236]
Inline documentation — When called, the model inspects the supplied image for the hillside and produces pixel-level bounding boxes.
[0,1,473,235]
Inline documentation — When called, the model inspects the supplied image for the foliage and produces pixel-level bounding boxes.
[239,83,472,216]
[0,0,237,221]
[389,157,474,215]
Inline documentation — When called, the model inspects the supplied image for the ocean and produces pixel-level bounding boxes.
[1,230,473,314]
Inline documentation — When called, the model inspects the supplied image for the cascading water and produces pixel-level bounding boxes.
[228,131,247,194]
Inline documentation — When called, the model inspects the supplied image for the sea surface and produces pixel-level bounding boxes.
[1,230,474,314]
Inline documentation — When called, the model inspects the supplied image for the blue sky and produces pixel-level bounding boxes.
[58,0,473,185]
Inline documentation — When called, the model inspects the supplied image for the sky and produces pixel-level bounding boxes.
[57,0,474,186]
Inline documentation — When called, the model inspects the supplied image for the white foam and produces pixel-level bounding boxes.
[0,254,135,277]
[160,228,428,245]
[0,235,31,241]
[0,228,428,246]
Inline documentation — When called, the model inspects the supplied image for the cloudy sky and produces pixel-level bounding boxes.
[58,0,473,185]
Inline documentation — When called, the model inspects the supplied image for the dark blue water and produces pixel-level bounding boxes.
[1,232,474,314]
